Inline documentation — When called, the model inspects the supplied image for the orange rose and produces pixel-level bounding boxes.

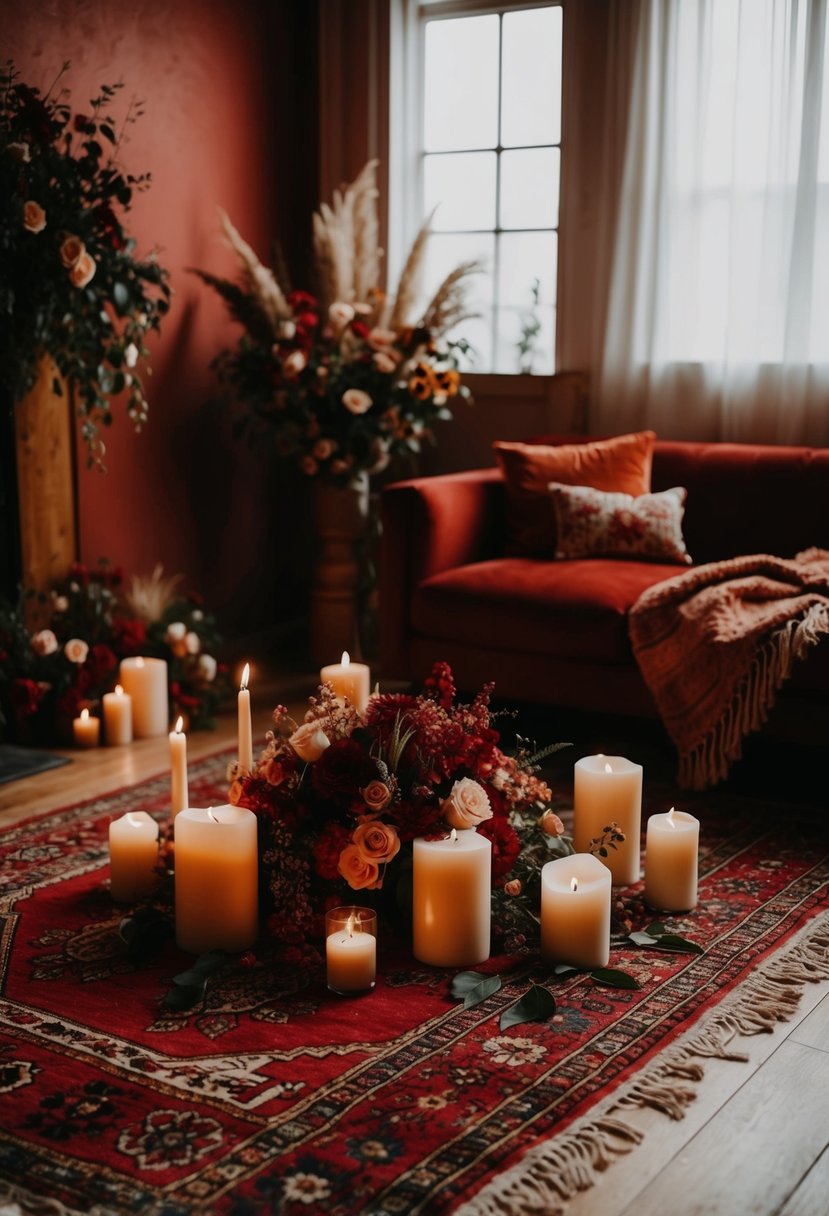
[59,234,85,268]
[540,810,566,837]
[23,201,46,233]
[361,780,392,815]
[342,388,372,415]
[352,820,400,864]
[69,251,96,288]
[504,879,522,896]
[337,844,381,890]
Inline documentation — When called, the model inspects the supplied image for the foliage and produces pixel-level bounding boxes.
[0,61,171,466]
[517,277,542,374]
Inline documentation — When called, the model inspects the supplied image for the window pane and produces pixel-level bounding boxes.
[423,15,499,152]
[497,231,557,310]
[495,303,556,375]
[500,148,560,229]
[424,152,497,230]
[501,6,562,147]
[420,233,495,369]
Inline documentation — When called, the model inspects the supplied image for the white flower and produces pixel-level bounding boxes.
[191,609,204,622]
[483,1036,547,1067]
[283,349,307,377]
[373,350,398,374]
[289,722,330,762]
[198,654,217,682]
[282,1173,332,1206]
[52,595,69,613]
[31,630,58,656]
[64,638,89,664]
[165,622,186,643]
[329,301,355,329]
[368,327,397,349]
[342,388,372,415]
[277,319,296,340]
[124,343,139,368]
[185,631,201,655]
[442,777,492,830]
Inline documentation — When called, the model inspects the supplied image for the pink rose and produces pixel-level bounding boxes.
[361,780,392,815]
[184,631,200,655]
[337,844,381,890]
[342,388,372,415]
[59,235,85,268]
[442,777,492,830]
[31,630,58,656]
[261,757,287,786]
[69,251,96,288]
[367,327,397,349]
[540,810,566,837]
[352,820,400,864]
[289,721,330,762]
[64,638,89,664]
[23,201,46,233]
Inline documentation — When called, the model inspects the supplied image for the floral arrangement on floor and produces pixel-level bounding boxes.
[228,662,577,964]
[0,562,230,744]
[195,161,477,484]
[1,62,171,466]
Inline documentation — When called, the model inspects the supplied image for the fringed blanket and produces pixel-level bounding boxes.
[628,548,829,789]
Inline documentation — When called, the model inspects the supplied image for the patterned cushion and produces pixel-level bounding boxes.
[549,483,693,564]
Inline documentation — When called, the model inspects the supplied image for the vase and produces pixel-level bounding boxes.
[310,471,370,667]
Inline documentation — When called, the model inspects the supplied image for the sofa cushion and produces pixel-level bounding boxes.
[412,557,687,665]
[493,431,656,557]
[549,483,693,564]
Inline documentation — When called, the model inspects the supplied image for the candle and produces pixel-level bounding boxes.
[109,811,159,903]
[644,807,700,911]
[119,656,168,738]
[320,651,370,713]
[170,716,189,819]
[238,662,253,772]
[174,805,258,954]
[325,906,377,994]
[102,684,133,745]
[541,853,611,968]
[412,828,491,967]
[73,707,100,748]
[573,754,643,885]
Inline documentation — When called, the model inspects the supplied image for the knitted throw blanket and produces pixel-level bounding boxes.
[629,548,829,789]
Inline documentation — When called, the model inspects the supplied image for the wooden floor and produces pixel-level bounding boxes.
[1,682,828,1216]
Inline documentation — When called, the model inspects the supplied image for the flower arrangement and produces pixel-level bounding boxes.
[195,161,477,483]
[1,62,171,466]
[0,562,230,743]
[228,662,574,964]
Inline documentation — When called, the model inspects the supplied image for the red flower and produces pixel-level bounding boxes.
[312,822,351,881]
[295,311,318,331]
[110,616,147,656]
[477,814,521,882]
[311,738,379,802]
[287,289,318,310]
[10,678,46,717]
[86,644,117,684]
[350,320,369,340]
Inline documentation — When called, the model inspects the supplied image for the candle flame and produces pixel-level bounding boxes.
[570,877,579,892]
[115,684,124,696]
[174,715,184,734]
[346,912,356,937]
[240,662,249,691]
[80,708,89,722]
[668,806,676,827]
[341,651,350,668]
[450,828,458,843]
[207,808,219,823]
[136,656,144,668]
[604,762,613,774]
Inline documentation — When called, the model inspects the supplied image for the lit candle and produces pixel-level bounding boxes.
[169,716,188,819]
[118,656,168,738]
[412,828,491,967]
[238,662,253,772]
[102,683,133,745]
[174,805,258,954]
[109,811,159,903]
[644,807,700,912]
[320,651,371,713]
[325,907,377,994]
[573,754,643,885]
[541,853,611,968]
[73,707,100,748]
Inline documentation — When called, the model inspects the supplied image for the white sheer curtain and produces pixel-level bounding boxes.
[595,0,829,445]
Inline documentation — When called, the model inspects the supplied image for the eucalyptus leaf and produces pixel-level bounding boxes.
[629,930,659,946]
[647,921,667,936]
[162,951,226,1011]
[553,963,580,976]
[499,984,556,1031]
[450,970,490,999]
[464,975,502,1009]
[590,967,641,989]
[648,934,703,954]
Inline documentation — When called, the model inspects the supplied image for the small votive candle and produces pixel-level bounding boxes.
[109,811,159,903]
[541,852,612,969]
[73,707,100,748]
[320,651,371,713]
[644,807,700,912]
[102,684,133,745]
[325,906,377,994]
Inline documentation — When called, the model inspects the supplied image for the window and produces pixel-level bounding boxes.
[414,2,562,374]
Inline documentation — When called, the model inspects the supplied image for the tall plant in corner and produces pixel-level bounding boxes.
[0,61,171,467]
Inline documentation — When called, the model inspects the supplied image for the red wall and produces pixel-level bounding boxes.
[4,0,318,640]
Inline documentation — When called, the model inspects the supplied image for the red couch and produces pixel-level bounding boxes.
[379,437,829,725]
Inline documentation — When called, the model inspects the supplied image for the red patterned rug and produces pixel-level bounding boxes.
[1,750,828,1216]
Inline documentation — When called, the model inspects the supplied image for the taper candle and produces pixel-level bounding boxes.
[238,663,253,772]
[169,715,189,819]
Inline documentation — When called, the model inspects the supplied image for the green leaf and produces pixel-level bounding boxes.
[629,930,659,946]
[450,970,489,998]
[591,967,641,989]
[162,950,226,1011]
[647,921,667,936]
[553,963,580,976]
[449,972,502,1010]
[112,282,130,313]
[499,984,556,1031]
[648,934,703,954]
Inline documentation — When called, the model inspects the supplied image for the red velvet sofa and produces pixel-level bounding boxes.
[379,437,829,725]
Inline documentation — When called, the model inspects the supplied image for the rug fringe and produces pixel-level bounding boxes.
[460,914,829,1216]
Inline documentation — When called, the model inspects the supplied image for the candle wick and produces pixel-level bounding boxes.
[570,877,578,892]
[450,828,458,844]
[207,808,219,823]
[668,806,676,828]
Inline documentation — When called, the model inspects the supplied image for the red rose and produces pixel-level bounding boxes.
[86,644,117,683]
[477,814,521,882]
[10,678,46,717]
[287,289,318,310]
[295,311,318,331]
[110,616,147,656]
[311,738,379,802]
[350,320,369,340]
[313,822,352,881]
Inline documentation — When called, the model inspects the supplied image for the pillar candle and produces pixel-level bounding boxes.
[644,807,700,911]
[325,907,377,994]
[109,811,159,903]
[174,805,258,954]
[119,656,168,738]
[102,684,133,745]
[320,651,370,713]
[412,828,491,967]
[541,852,611,968]
[238,663,253,772]
[170,716,189,819]
[573,754,643,885]
[73,708,100,748]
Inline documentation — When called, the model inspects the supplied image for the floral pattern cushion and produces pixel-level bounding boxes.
[548,483,692,564]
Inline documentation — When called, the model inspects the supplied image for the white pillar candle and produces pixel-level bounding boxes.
[325,907,377,994]
[119,656,168,738]
[644,807,700,912]
[102,684,133,745]
[573,754,643,885]
[169,716,189,820]
[412,828,491,967]
[109,811,159,903]
[174,805,258,955]
[541,853,611,969]
[320,651,370,713]
[238,662,253,772]
[73,708,100,748]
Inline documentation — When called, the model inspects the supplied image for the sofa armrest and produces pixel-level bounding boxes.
[379,469,504,679]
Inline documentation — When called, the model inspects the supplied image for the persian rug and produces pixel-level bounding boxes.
[0,750,827,1216]
[629,548,829,789]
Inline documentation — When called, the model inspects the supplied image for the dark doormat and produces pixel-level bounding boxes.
[0,744,70,785]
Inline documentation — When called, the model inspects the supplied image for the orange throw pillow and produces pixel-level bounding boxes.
[494,431,656,556]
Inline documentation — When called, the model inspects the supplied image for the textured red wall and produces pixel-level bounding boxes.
[4,0,318,638]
